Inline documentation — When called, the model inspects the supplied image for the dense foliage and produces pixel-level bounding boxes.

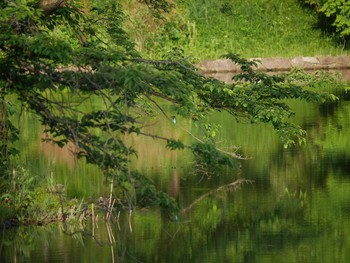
[148,0,348,59]
[0,0,342,213]
[300,0,350,46]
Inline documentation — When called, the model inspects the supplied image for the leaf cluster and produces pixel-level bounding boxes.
[0,1,344,209]
[299,0,350,43]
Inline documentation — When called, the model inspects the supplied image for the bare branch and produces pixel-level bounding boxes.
[181,179,254,214]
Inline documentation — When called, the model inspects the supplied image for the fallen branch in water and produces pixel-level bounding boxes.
[181,179,254,214]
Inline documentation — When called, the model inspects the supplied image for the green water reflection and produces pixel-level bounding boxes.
[2,76,350,262]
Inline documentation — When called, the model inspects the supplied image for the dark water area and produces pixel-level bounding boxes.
[1,71,350,262]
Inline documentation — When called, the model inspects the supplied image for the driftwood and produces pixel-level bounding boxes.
[181,179,254,214]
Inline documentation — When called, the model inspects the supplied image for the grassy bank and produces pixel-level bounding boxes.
[0,164,121,227]
[123,0,350,60]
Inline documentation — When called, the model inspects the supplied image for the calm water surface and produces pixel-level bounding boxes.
[1,72,350,263]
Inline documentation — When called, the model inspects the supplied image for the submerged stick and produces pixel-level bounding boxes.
[107,199,116,222]
[181,179,254,214]
[106,182,114,221]
[91,203,95,224]
[128,210,133,233]
[105,222,115,263]
[116,211,121,230]
[91,203,95,237]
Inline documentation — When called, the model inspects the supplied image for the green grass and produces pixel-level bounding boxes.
[158,0,350,59]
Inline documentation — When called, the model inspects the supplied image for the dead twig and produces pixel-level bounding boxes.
[181,179,254,214]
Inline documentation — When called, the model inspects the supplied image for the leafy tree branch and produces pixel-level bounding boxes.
[0,0,344,211]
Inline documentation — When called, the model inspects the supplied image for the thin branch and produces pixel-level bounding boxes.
[150,90,179,104]
[129,57,203,76]
[181,179,254,214]
[144,93,173,122]
[137,131,172,142]
[145,92,247,159]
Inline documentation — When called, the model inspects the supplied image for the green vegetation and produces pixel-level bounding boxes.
[0,0,348,226]
[124,0,350,59]
[300,0,350,45]
[0,162,98,225]
[181,0,347,58]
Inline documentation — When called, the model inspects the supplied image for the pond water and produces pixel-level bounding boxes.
[1,71,350,263]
